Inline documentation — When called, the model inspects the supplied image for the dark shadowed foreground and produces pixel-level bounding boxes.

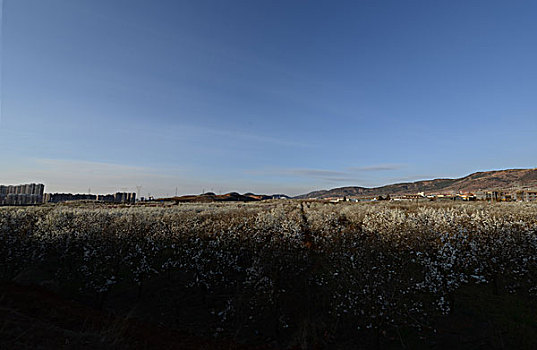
[1,201,536,349]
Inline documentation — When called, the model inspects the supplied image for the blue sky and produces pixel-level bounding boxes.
[1,0,536,196]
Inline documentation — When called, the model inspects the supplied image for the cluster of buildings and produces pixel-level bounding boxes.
[44,192,136,204]
[396,189,537,202]
[475,190,537,202]
[44,193,96,203]
[326,189,537,203]
[0,183,136,206]
[0,183,45,205]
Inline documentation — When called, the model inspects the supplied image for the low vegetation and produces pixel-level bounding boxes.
[1,201,536,349]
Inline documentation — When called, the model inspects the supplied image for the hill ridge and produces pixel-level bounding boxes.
[295,168,537,199]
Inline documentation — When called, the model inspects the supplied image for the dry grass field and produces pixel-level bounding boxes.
[1,201,536,349]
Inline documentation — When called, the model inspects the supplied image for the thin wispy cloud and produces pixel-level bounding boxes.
[385,174,445,184]
[1,158,317,197]
[201,127,312,148]
[246,164,405,184]
[139,121,314,149]
[349,164,405,172]
[285,169,347,177]
[1,158,185,195]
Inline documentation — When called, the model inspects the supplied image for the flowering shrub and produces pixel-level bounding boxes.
[1,201,536,347]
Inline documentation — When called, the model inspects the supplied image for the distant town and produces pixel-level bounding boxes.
[0,183,136,206]
[1,182,537,206]
[325,189,537,203]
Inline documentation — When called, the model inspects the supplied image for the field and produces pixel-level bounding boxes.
[1,201,537,349]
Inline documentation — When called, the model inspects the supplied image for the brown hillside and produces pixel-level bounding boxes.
[296,168,537,199]
[160,192,283,203]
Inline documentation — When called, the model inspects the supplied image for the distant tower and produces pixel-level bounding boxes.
[136,185,142,199]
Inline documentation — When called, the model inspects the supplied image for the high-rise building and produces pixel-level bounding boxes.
[0,183,45,205]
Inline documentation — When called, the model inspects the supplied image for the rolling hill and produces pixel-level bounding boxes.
[159,192,290,203]
[295,168,537,199]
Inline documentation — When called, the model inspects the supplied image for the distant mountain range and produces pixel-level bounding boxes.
[161,192,290,203]
[295,168,537,199]
[156,168,537,202]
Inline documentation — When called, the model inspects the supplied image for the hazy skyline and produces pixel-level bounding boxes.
[1,0,536,197]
